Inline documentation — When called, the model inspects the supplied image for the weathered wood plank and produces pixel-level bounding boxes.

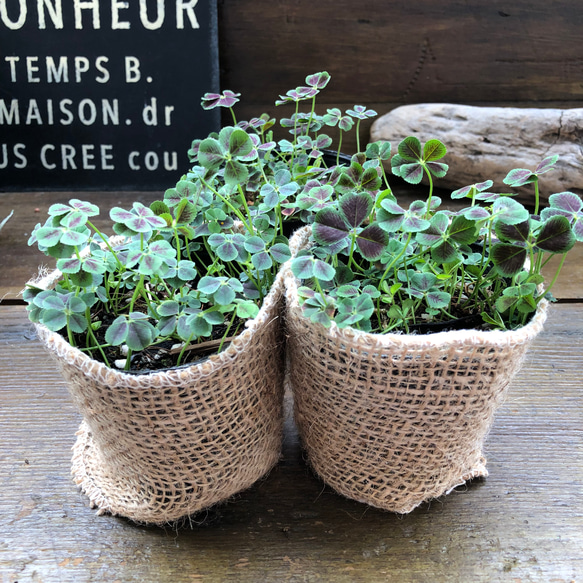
[218,0,583,107]
[0,304,581,582]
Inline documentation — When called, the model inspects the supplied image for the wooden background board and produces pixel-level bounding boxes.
[217,0,583,154]
[0,303,581,582]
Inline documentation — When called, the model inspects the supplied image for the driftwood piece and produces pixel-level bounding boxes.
[370,103,583,203]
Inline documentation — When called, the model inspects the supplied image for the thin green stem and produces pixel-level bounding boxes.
[85,308,110,367]
[336,131,343,165]
[124,348,133,371]
[218,309,238,353]
[539,252,567,303]
[176,333,194,367]
[229,107,237,126]
[66,316,75,347]
[424,165,434,219]
[129,274,145,312]
[237,184,255,234]
[378,233,413,290]
[201,178,251,230]
[86,220,124,270]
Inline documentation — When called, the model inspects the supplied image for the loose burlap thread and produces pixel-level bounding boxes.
[284,227,548,513]
[33,265,286,525]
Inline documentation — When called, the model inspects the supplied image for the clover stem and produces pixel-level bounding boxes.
[336,131,343,166]
[380,163,392,191]
[85,308,110,367]
[424,166,434,219]
[129,274,145,312]
[86,221,125,270]
[306,95,317,135]
[174,229,181,262]
[218,309,238,354]
[229,106,237,126]
[276,205,284,238]
[534,178,540,216]
[456,264,466,305]
[378,233,412,290]
[237,184,255,234]
[243,266,262,301]
[200,178,250,229]
[348,231,357,270]
[291,101,300,168]
[314,276,326,299]
[124,348,133,370]
[539,252,567,303]
[355,119,361,153]
[376,232,413,318]
[66,315,75,347]
[177,333,194,367]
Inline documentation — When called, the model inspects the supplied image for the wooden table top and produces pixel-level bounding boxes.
[1,191,581,582]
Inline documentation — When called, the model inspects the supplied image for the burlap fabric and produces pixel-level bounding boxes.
[284,227,548,513]
[32,266,286,524]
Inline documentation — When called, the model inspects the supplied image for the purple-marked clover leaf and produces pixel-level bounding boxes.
[110,203,167,233]
[391,137,448,183]
[201,90,241,110]
[377,199,431,233]
[346,105,377,120]
[291,253,336,282]
[305,71,331,89]
[504,155,559,187]
[541,191,583,242]
[451,180,494,200]
[491,244,528,277]
[296,184,334,212]
[491,197,530,226]
[535,215,576,253]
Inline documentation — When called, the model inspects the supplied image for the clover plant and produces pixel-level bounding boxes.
[24,71,377,371]
[291,137,581,333]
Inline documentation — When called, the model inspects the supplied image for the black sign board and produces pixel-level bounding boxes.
[0,0,219,191]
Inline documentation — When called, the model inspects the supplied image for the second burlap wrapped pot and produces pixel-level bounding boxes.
[33,268,286,525]
[284,227,548,513]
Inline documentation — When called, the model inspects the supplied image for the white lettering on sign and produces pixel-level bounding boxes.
[5,55,112,83]
[38,0,63,29]
[128,150,177,171]
[39,143,114,169]
[139,0,164,30]
[0,143,27,168]
[111,0,128,29]
[0,0,200,29]
[0,98,120,125]
[125,56,140,82]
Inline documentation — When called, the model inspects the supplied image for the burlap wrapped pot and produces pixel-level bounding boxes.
[32,267,286,525]
[284,226,548,513]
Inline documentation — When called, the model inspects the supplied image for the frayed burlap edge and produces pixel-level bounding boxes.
[284,226,548,514]
[31,252,287,525]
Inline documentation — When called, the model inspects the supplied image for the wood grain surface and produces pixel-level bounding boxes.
[217,0,583,154]
[0,303,581,582]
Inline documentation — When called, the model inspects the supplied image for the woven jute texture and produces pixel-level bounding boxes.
[284,227,548,513]
[33,267,286,525]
